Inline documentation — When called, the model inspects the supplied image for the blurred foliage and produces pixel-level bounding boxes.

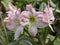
[0,0,60,45]
[1,0,13,10]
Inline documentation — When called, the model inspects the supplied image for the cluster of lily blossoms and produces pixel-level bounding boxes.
[4,2,55,40]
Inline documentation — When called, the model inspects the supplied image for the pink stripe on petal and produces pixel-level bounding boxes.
[26,4,36,14]
[26,4,32,11]
[42,18,49,23]
[8,2,16,10]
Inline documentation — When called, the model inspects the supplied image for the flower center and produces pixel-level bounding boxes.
[29,15,36,23]
[15,19,21,26]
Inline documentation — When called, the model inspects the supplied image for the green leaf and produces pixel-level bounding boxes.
[8,37,33,45]
[20,40,33,45]
[37,27,50,45]
[53,20,60,33]
[1,0,13,10]
[0,37,5,45]
[54,38,60,45]
[47,34,55,41]
[39,2,47,11]
[50,0,56,8]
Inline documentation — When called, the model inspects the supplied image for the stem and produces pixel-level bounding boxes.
[24,27,37,45]
[0,12,9,44]
[49,24,55,32]
[36,33,42,45]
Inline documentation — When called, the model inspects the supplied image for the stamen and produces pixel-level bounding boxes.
[49,24,55,32]
[29,15,36,23]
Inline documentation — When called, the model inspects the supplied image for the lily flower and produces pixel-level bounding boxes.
[4,2,55,38]
[20,4,37,36]
[20,4,47,36]
[39,4,55,32]
[4,2,25,40]
[21,4,55,36]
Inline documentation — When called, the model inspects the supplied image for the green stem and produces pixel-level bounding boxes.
[36,33,43,45]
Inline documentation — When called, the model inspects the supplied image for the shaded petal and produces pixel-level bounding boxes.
[6,24,16,31]
[36,12,48,28]
[36,12,44,18]
[20,11,31,25]
[15,8,21,15]
[44,5,55,20]
[36,12,45,21]
[21,11,31,18]
[36,20,48,28]
[44,6,53,16]
[14,26,23,40]
[44,6,55,24]
[6,21,17,31]
[28,25,37,36]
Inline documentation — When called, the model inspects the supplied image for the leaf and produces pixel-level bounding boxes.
[1,0,13,10]
[39,2,47,11]
[20,40,33,45]
[40,27,50,41]
[54,38,60,45]
[50,0,56,8]
[47,34,55,41]
[37,27,50,45]
[8,37,33,45]
[53,20,60,33]
[0,37,5,45]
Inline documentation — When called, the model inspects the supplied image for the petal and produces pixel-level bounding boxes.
[20,11,31,25]
[44,5,54,17]
[36,12,48,28]
[36,20,48,28]
[44,5,55,24]
[26,4,36,14]
[6,21,17,31]
[8,2,16,10]
[36,12,44,17]
[14,26,23,40]
[6,24,16,31]
[15,8,21,15]
[36,12,44,20]
[21,11,31,18]
[28,25,37,36]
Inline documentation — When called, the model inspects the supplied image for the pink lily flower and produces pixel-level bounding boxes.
[21,4,55,36]
[4,2,25,40]
[20,4,47,36]
[4,2,55,38]
[39,4,55,32]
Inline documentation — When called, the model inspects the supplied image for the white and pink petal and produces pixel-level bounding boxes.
[14,26,24,40]
[28,25,37,36]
